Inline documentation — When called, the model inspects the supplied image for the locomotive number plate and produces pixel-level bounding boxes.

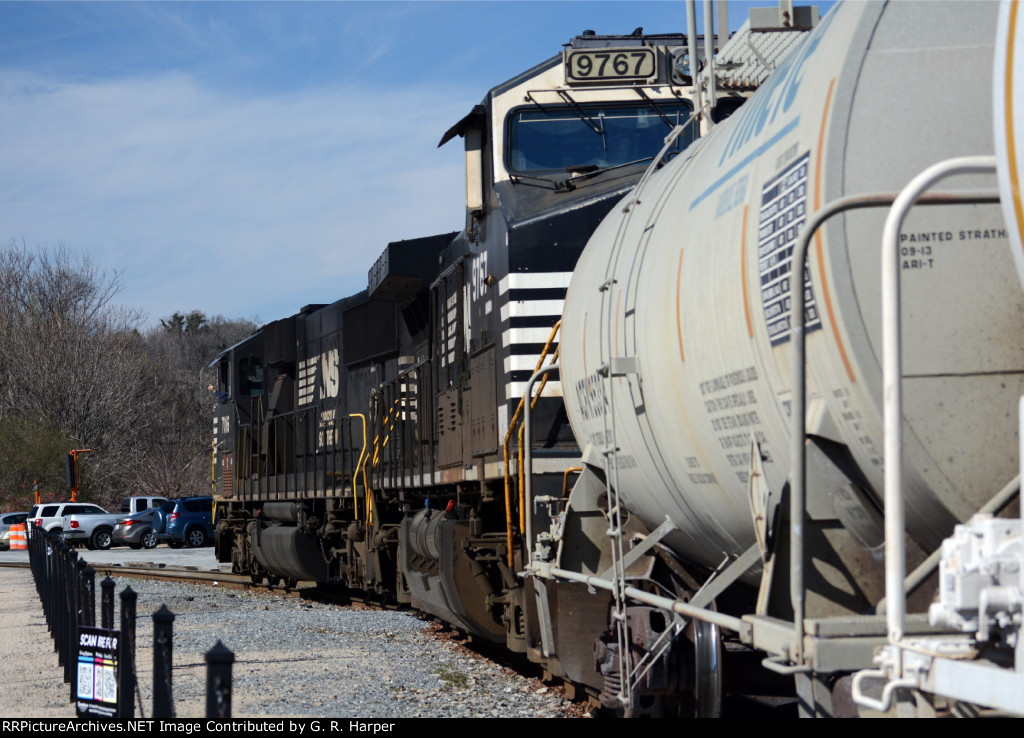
[565,48,656,84]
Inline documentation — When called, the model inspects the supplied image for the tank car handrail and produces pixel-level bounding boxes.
[880,156,999,644]
[533,562,746,634]
[788,186,1000,663]
[622,113,702,214]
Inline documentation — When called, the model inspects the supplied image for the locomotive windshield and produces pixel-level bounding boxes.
[507,102,695,173]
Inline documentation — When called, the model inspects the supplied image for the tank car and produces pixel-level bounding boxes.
[550,0,1024,717]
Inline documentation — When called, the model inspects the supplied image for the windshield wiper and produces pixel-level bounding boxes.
[508,172,561,190]
[569,156,656,180]
[552,90,607,150]
[632,87,680,130]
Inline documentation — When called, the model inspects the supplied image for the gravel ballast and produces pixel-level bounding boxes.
[110,577,585,719]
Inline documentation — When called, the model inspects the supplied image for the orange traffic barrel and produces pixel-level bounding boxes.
[9,523,26,550]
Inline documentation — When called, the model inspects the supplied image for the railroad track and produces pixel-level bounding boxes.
[3,558,426,610]
[0,558,301,593]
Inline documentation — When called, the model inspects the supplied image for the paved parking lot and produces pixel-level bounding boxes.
[0,544,224,570]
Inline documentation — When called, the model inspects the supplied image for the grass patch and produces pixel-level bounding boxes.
[435,665,469,689]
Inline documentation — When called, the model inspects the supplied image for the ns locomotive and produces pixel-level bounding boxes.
[212,0,1024,717]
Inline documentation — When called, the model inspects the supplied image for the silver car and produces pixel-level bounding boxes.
[0,512,30,550]
[112,509,159,549]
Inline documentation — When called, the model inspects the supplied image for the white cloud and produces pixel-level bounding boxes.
[0,67,472,326]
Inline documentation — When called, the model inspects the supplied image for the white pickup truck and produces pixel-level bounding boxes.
[29,496,167,550]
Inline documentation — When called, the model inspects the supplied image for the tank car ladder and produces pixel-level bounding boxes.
[590,121,703,713]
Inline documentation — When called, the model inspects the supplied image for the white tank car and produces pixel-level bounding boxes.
[561,0,1024,581]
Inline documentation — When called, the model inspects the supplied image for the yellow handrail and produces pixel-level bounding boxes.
[517,348,558,533]
[502,320,560,570]
[349,413,368,520]
[562,467,583,499]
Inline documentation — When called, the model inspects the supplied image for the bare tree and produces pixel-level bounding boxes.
[137,311,258,496]
[0,242,260,509]
[0,242,156,506]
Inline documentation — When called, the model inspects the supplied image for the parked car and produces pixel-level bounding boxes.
[62,496,168,550]
[120,496,167,514]
[112,509,159,549]
[28,502,108,539]
[152,496,214,548]
[0,511,29,550]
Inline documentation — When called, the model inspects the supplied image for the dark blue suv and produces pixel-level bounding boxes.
[152,496,214,548]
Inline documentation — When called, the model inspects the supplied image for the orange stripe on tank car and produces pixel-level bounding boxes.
[1006,1,1024,261]
[676,248,686,361]
[741,205,754,337]
[812,77,856,383]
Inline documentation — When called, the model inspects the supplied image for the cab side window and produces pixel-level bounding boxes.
[239,357,263,397]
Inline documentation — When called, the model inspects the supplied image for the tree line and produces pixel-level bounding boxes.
[0,243,257,511]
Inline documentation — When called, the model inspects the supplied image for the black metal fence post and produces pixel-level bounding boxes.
[72,562,94,704]
[205,640,235,719]
[81,564,95,627]
[152,604,175,719]
[118,586,137,719]
[62,548,77,681]
[101,577,115,630]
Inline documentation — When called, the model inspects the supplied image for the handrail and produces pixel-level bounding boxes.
[518,348,559,533]
[348,414,367,520]
[879,156,998,643]
[562,467,583,499]
[502,320,561,569]
[787,186,1000,664]
[521,362,561,568]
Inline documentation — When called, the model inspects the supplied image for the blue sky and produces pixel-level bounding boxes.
[0,1,826,328]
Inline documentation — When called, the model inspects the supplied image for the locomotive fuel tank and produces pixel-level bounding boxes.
[560,0,1024,585]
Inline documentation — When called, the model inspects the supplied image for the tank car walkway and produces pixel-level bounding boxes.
[0,565,75,717]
